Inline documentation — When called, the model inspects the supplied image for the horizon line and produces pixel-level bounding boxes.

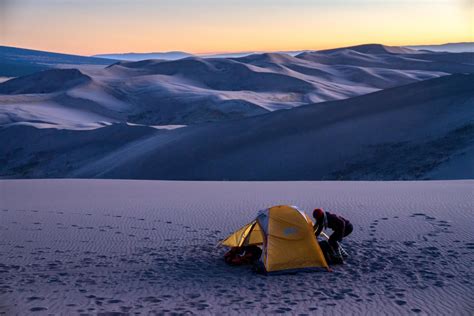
[1,41,472,57]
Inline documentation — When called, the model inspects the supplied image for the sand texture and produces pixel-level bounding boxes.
[0,180,472,314]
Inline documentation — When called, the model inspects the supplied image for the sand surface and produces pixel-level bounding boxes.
[0,180,472,315]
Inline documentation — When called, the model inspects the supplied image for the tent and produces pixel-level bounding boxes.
[220,205,329,272]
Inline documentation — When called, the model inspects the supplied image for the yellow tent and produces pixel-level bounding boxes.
[221,205,329,272]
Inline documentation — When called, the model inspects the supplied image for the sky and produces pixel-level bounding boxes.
[0,0,472,56]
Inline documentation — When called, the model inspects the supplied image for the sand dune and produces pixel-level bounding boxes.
[112,57,316,92]
[0,45,116,77]
[0,124,158,178]
[72,74,474,180]
[0,44,472,180]
[0,179,472,314]
[0,69,92,95]
[1,44,471,127]
[1,74,472,180]
[297,47,474,74]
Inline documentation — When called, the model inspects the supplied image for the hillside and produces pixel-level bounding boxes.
[0,46,116,77]
[1,74,472,180]
[2,44,472,127]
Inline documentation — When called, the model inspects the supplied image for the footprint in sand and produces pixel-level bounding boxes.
[120,306,133,312]
[394,299,406,306]
[369,220,379,236]
[107,299,123,304]
[464,242,474,250]
[142,296,162,303]
[26,296,44,302]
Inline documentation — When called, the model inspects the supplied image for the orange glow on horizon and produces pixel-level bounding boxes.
[0,0,472,56]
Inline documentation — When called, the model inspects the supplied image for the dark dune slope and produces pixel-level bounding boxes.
[0,69,92,94]
[1,74,472,180]
[69,74,474,180]
[0,45,116,77]
[0,124,158,178]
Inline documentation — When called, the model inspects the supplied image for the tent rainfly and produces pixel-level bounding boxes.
[220,205,329,272]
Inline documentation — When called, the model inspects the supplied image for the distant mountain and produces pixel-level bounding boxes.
[94,51,194,61]
[297,44,474,73]
[93,44,436,62]
[93,50,307,61]
[317,44,420,55]
[0,46,117,77]
[91,43,474,61]
[407,42,474,53]
[201,51,258,58]
[202,50,307,58]
[1,74,472,180]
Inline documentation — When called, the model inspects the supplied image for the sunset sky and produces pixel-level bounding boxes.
[0,0,472,56]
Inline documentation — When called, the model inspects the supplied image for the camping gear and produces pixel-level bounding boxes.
[318,240,333,264]
[224,246,262,266]
[220,205,329,273]
[320,231,349,258]
[318,231,349,264]
[318,240,344,265]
